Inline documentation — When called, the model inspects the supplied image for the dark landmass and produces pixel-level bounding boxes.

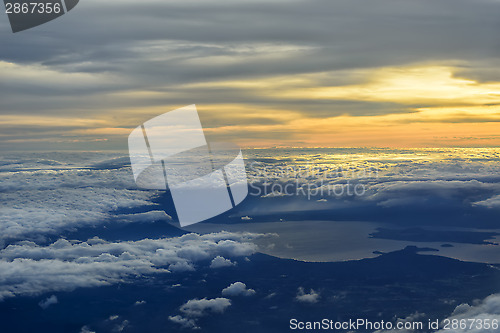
[1,246,499,333]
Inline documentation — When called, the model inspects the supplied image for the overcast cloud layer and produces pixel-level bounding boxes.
[1,0,500,149]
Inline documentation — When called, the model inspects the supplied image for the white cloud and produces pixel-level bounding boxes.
[170,296,232,330]
[295,287,320,304]
[80,326,96,333]
[168,315,199,330]
[0,154,159,244]
[366,180,500,206]
[2,151,499,251]
[435,294,500,333]
[180,298,232,318]
[39,295,58,309]
[261,191,288,198]
[222,282,255,297]
[0,231,263,301]
[210,256,236,269]
[377,296,500,333]
[221,282,256,297]
[0,187,153,240]
[168,261,195,272]
[473,195,500,209]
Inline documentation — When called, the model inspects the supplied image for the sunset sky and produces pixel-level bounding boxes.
[1,0,500,150]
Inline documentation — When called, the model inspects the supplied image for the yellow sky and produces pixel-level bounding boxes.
[195,65,500,147]
[1,62,499,148]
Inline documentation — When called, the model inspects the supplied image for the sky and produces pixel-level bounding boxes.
[1,0,500,150]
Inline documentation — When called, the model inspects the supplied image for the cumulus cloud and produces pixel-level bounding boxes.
[170,296,232,330]
[374,312,426,333]
[221,282,256,297]
[435,294,500,333]
[0,231,262,301]
[295,287,320,304]
[180,298,232,318]
[112,320,129,333]
[168,315,199,330]
[2,0,500,149]
[210,256,237,269]
[39,295,58,309]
